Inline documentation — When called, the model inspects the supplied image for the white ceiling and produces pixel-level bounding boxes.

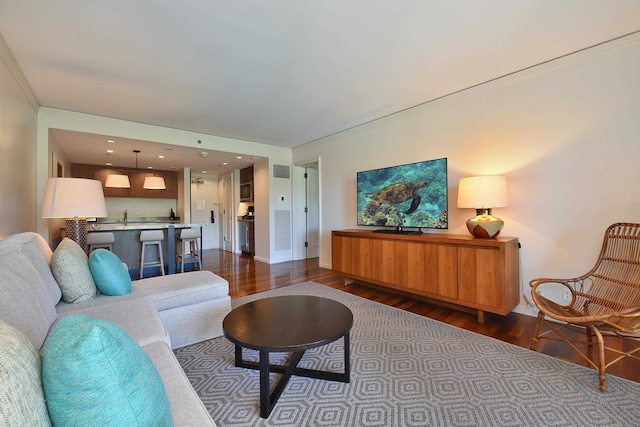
[1,1,639,171]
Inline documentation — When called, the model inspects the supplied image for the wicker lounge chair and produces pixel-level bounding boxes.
[529,222,640,392]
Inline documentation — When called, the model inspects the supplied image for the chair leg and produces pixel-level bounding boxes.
[530,311,545,351]
[140,243,146,279]
[158,242,165,276]
[192,239,202,270]
[589,326,607,392]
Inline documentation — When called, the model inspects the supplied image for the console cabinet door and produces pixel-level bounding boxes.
[371,239,396,285]
[423,243,457,299]
[332,235,372,280]
[396,242,425,291]
[457,246,502,310]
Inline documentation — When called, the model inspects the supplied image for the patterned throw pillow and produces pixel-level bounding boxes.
[89,249,132,296]
[0,320,51,426]
[42,315,172,426]
[50,238,96,303]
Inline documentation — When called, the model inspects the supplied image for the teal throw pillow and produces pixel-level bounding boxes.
[42,315,172,427]
[89,249,132,296]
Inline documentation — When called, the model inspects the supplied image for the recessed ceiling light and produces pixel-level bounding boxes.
[223,162,228,165]
[147,166,153,169]
[106,149,114,154]
[106,163,112,166]
[202,170,207,174]
[107,139,115,143]
[158,155,164,159]
[236,156,242,159]
[200,152,209,157]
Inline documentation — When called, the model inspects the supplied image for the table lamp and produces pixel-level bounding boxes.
[41,178,108,253]
[457,175,508,238]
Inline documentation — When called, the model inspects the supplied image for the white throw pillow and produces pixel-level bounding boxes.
[0,320,51,426]
[51,238,96,303]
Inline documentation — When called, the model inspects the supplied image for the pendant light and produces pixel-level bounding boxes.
[143,176,166,190]
[105,174,131,188]
[132,149,166,190]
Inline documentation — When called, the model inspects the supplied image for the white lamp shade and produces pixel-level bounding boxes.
[457,176,508,208]
[143,176,166,190]
[105,174,131,188]
[41,178,108,218]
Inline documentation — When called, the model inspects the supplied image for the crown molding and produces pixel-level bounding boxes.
[0,33,39,112]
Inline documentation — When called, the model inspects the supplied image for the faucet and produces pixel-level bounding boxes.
[124,209,128,225]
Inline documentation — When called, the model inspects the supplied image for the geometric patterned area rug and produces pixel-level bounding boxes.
[175,282,640,426]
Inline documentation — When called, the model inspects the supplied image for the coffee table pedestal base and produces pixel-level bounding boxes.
[234,332,350,419]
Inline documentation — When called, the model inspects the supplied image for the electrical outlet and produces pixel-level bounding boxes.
[562,288,572,302]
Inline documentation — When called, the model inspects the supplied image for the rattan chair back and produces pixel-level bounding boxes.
[530,222,640,392]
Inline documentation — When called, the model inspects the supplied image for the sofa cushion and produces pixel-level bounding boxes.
[89,249,132,296]
[42,315,172,427]
[135,270,229,310]
[0,232,62,305]
[51,238,96,303]
[0,249,58,350]
[57,297,171,348]
[143,341,217,426]
[0,320,51,426]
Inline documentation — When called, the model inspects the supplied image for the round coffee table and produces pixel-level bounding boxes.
[223,295,353,418]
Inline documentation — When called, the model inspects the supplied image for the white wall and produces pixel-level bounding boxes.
[293,34,640,316]
[253,155,295,264]
[0,36,39,238]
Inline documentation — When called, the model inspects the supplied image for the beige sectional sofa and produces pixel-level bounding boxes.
[0,232,231,426]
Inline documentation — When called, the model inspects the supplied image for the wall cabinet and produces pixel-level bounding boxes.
[332,230,520,322]
[72,163,178,199]
[239,165,253,202]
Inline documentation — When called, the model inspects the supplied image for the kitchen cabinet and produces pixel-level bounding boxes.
[239,165,253,202]
[331,230,520,322]
[72,163,177,199]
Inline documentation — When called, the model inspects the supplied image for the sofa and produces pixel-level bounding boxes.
[0,232,231,426]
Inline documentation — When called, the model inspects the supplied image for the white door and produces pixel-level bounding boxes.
[221,174,234,252]
[305,165,320,258]
[190,178,218,249]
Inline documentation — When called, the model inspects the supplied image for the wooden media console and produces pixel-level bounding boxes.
[331,230,521,323]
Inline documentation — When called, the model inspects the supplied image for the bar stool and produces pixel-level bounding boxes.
[176,228,202,273]
[139,230,165,279]
[87,232,115,253]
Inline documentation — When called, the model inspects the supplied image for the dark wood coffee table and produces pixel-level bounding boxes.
[223,295,353,418]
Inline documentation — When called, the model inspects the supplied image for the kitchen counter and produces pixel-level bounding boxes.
[89,222,190,231]
[88,223,202,275]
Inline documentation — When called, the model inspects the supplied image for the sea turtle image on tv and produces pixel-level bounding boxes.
[367,180,428,215]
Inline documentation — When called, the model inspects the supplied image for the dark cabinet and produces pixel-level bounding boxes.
[240,166,253,202]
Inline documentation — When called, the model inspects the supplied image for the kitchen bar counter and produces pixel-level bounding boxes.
[88,223,202,276]
[89,222,190,231]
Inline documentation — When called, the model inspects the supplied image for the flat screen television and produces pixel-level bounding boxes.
[357,157,448,233]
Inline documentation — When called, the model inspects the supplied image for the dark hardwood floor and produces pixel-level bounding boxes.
[201,249,639,385]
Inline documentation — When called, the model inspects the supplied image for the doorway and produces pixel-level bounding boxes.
[305,164,320,259]
[220,174,234,252]
[190,176,219,249]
